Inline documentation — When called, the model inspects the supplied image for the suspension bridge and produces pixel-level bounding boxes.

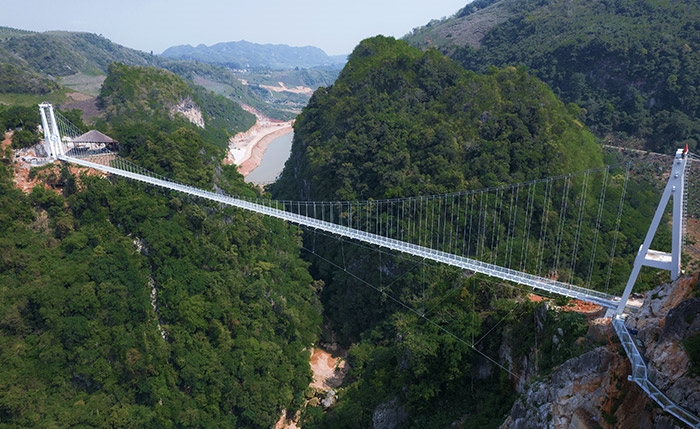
[37,103,700,427]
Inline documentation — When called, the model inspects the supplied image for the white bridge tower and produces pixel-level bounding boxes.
[616,147,689,316]
[39,102,64,159]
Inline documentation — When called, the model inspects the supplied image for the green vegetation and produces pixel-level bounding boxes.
[0,63,323,428]
[0,26,36,41]
[0,63,59,95]
[417,0,700,153]
[685,333,700,375]
[168,61,335,120]
[0,89,79,109]
[0,26,337,121]
[161,40,346,70]
[273,36,602,201]
[0,13,691,427]
[98,63,194,122]
[0,104,41,148]
[0,165,322,427]
[0,104,89,150]
[0,30,156,77]
[270,36,620,427]
[97,63,255,153]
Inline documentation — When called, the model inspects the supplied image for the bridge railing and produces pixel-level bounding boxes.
[612,317,700,428]
[59,154,624,310]
[61,146,689,305]
[58,152,700,427]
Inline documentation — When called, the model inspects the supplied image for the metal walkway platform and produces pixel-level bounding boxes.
[61,154,623,310]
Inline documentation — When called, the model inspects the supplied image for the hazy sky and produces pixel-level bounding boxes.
[3,1,470,55]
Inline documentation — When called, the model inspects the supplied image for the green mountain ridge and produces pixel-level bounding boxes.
[95,63,256,156]
[0,26,336,120]
[268,36,659,427]
[1,7,697,427]
[406,0,700,153]
[273,36,602,201]
[0,63,322,428]
[0,29,157,77]
[162,40,347,70]
[1,33,627,428]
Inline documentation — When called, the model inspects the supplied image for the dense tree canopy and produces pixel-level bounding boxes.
[273,36,602,202]
[0,64,322,428]
[444,0,700,153]
[0,63,59,94]
[97,63,255,154]
[271,36,616,427]
[0,26,685,428]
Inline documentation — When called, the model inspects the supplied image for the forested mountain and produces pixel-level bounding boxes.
[0,65,323,427]
[0,26,333,119]
[0,30,157,77]
[162,40,347,70]
[0,28,155,97]
[96,62,256,154]
[406,0,700,153]
[269,36,634,427]
[273,36,602,201]
[2,4,697,425]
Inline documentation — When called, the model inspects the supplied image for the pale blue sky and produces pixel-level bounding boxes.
[5,1,470,55]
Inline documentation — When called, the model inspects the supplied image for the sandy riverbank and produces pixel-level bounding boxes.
[225,105,294,177]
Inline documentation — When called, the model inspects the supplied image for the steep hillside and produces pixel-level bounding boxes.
[404,0,515,50]
[96,63,255,154]
[162,40,345,116]
[0,26,325,119]
[502,274,700,428]
[0,62,59,95]
[272,35,602,202]
[0,62,322,428]
[0,29,157,76]
[271,36,611,427]
[407,0,700,153]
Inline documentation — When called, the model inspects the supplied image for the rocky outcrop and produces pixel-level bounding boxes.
[373,398,408,429]
[500,344,618,428]
[628,276,700,419]
[171,97,204,128]
[501,274,700,429]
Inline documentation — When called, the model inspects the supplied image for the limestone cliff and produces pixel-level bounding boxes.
[501,274,700,429]
[170,97,204,128]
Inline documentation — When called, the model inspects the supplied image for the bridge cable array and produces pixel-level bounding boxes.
[43,104,700,427]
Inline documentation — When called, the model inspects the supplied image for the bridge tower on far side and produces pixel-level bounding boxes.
[39,102,64,159]
[616,147,689,316]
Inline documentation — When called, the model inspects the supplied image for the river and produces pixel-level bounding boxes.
[245,132,294,185]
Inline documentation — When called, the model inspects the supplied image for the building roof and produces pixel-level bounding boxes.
[72,130,118,144]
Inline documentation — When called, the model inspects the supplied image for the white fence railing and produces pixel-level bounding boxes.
[612,317,700,428]
[61,155,622,309]
[61,154,700,427]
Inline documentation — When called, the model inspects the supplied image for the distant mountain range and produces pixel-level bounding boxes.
[161,40,347,70]
[0,26,343,119]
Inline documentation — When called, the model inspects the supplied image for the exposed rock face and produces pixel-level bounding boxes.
[500,345,617,428]
[628,276,700,419]
[321,389,337,409]
[373,398,408,429]
[171,97,204,128]
[501,274,700,429]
